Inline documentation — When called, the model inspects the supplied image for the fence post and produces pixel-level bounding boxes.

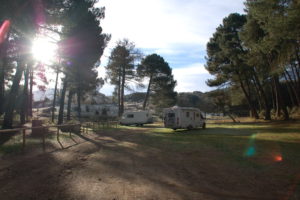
[22,129,26,152]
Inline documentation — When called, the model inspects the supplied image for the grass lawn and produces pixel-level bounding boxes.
[117,120,300,173]
[1,120,300,199]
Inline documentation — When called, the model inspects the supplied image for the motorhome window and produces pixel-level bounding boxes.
[196,113,200,117]
[168,113,175,118]
[127,114,134,118]
[186,112,189,117]
[200,113,204,119]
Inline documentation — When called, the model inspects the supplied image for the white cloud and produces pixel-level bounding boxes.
[97,0,244,94]
[99,0,244,50]
[173,63,213,92]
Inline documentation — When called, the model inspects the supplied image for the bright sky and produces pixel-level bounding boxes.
[97,0,245,95]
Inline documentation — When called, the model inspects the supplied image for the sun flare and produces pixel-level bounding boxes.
[31,36,58,64]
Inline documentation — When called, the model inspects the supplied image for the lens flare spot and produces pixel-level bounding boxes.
[274,155,283,162]
[245,146,256,157]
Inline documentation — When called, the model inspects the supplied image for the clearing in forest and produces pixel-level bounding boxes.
[0,121,300,200]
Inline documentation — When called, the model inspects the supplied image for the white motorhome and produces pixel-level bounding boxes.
[163,106,206,130]
[120,111,153,126]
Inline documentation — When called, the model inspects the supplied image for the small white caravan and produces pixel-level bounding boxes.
[163,106,206,130]
[120,111,153,126]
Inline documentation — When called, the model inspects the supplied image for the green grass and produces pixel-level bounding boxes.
[113,121,300,170]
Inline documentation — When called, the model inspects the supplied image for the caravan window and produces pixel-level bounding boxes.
[168,113,175,118]
[186,112,190,117]
[127,114,134,118]
[196,113,200,117]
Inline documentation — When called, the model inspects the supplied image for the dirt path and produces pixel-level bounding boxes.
[0,128,298,200]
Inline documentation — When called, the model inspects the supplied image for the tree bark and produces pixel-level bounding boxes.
[118,68,121,117]
[238,74,259,119]
[143,74,153,110]
[0,35,8,116]
[0,57,5,116]
[51,69,59,122]
[58,79,68,125]
[20,65,29,124]
[253,71,271,120]
[120,65,126,116]
[283,72,298,107]
[273,76,289,120]
[67,90,73,121]
[77,88,81,121]
[28,68,33,117]
[3,60,25,128]
[285,68,300,106]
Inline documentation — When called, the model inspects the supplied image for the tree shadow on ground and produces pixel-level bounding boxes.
[73,128,300,200]
[1,124,299,200]
[0,143,71,200]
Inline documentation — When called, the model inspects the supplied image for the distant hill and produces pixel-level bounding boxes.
[177,91,216,113]
[123,91,216,113]
[33,89,55,101]
[33,89,111,104]
[124,92,146,103]
[33,89,216,112]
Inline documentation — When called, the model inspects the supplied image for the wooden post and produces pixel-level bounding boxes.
[22,129,26,152]
[42,128,46,152]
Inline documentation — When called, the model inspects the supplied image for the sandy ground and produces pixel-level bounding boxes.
[0,127,299,200]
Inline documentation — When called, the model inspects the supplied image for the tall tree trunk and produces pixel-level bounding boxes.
[28,68,33,117]
[58,79,68,125]
[252,79,263,111]
[271,85,276,111]
[285,69,300,106]
[283,72,298,107]
[67,90,73,121]
[273,76,289,120]
[77,88,81,121]
[238,74,259,119]
[143,74,153,110]
[3,60,25,129]
[0,57,5,116]
[120,65,126,116]
[118,68,121,117]
[253,71,271,120]
[20,65,29,124]
[0,35,8,116]
[51,69,59,122]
